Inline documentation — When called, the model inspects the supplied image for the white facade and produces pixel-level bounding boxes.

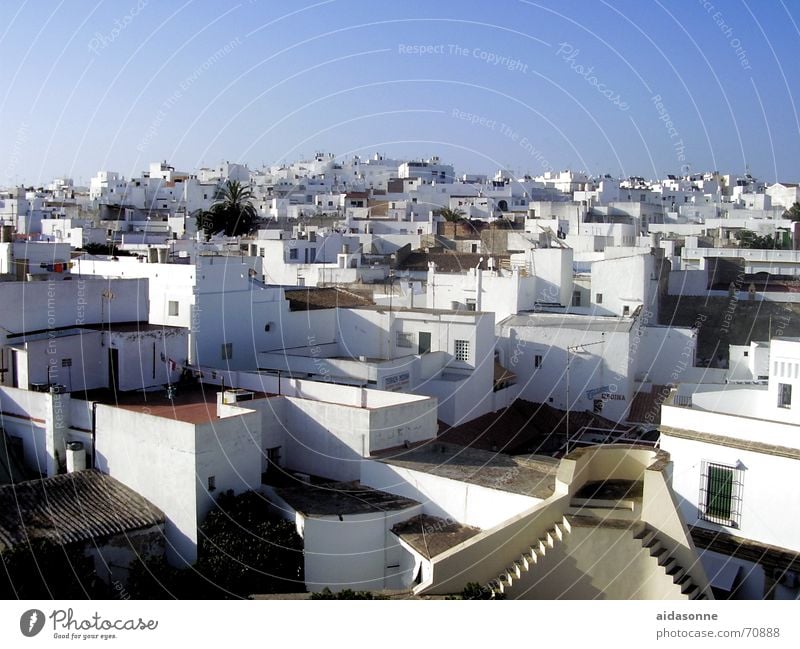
[660,338,800,599]
[257,307,499,426]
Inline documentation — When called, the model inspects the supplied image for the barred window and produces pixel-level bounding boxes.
[454,339,470,362]
[699,461,743,527]
[778,383,792,408]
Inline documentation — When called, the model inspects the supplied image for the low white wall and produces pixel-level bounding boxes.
[302,507,422,592]
[361,461,540,529]
[668,270,708,296]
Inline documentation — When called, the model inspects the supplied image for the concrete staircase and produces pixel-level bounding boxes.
[566,493,640,522]
[486,516,572,598]
[633,522,709,600]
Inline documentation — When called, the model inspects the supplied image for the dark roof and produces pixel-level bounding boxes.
[374,441,558,499]
[627,384,671,425]
[274,481,419,517]
[691,525,800,574]
[398,252,506,273]
[438,400,623,456]
[0,470,164,552]
[392,514,480,558]
[284,287,374,311]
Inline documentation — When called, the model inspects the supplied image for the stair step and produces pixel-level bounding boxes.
[570,497,635,511]
[682,583,699,598]
[657,553,673,568]
[670,567,686,584]
[552,524,563,541]
[512,562,523,578]
[632,522,649,539]
[650,545,668,561]
[642,530,658,548]
[561,516,572,534]
[565,505,639,521]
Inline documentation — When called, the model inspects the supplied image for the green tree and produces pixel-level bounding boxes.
[197,491,304,597]
[783,202,800,222]
[436,207,466,223]
[310,587,387,600]
[0,540,104,599]
[197,180,259,238]
[127,491,304,599]
[734,230,782,250]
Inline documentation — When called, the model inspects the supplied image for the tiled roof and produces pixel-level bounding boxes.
[284,287,374,311]
[0,470,164,552]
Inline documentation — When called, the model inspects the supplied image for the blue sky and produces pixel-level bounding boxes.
[1,0,799,185]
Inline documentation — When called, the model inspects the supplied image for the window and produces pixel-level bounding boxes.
[572,291,581,307]
[595,293,603,304]
[289,248,298,260]
[259,248,265,258]
[466,298,476,311]
[623,305,630,316]
[534,354,543,369]
[397,332,413,348]
[779,383,792,408]
[743,350,749,357]
[168,300,179,316]
[699,461,743,527]
[207,476,216,492]
[593,399,603,413]
[454,340,470,362]
[266,446,282,467]
[221,343,232,360]
[61,358,72,367]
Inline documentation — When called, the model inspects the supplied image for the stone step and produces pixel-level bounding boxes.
[657,553,673,568]
[669,567,686,584]
[641,529,659,548]
[570,497,635,511]
[565,505,639,521]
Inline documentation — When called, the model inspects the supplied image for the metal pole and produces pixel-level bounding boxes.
[566,348,570,454]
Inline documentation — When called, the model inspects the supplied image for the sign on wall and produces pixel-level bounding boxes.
[586,385,626,401]
[383,372,410,392]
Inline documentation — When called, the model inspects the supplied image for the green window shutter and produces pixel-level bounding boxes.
[707,465,733,520]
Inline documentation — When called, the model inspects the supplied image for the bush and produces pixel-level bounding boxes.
[127,491,304,599]
[311,587,387,600]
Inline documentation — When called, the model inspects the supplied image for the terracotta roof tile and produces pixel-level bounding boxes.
[0,470,164,552]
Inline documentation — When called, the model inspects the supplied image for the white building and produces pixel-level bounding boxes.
[257,305,505,426]
[660,337,800,599]
[496,311,697,425]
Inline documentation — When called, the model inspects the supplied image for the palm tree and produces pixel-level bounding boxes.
[436,206,466,223]
[197,180,258,238]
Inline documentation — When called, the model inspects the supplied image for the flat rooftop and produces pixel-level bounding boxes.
[374,442,558,499]
[273,481,420,517]
[392,514,480,558]
[81,383,270,425]
[500,312,635,333]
